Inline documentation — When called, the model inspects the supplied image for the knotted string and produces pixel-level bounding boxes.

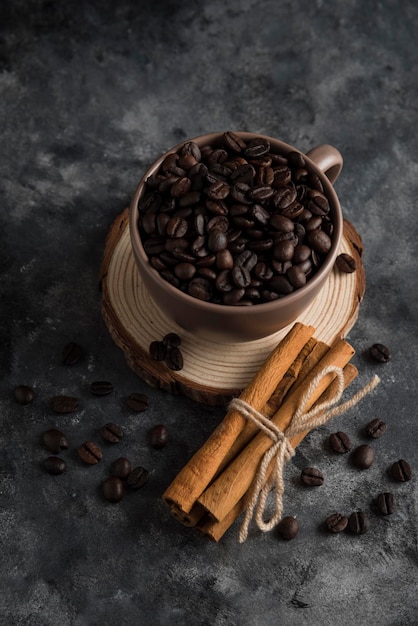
[228,366,380,543]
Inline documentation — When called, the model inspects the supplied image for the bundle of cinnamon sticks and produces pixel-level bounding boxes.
[163,322,359,541]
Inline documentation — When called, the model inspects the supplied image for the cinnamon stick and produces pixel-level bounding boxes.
[162,322,315,515]
[197,338,355,522]
[199,362,359,541]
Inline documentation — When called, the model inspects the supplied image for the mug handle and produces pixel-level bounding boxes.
[305,144,343,185]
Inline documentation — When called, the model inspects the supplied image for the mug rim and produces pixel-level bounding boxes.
[129,131,343,318]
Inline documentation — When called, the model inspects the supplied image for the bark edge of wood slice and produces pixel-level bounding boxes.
[99,208,365,406]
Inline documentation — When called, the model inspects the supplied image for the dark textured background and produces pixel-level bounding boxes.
[1,1,417,625]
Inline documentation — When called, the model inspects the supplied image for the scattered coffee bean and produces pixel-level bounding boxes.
[62,341,82,365]
[138,133,337,306]
[335,253,357,273]
[127,393,149,412]
[90,381,113,396]
[149,340,167,361]
[369,343,391,363]
[127,466,149,489]
[100,423,123,443]
[14,384,35,405]
[102,476,125,503]
[50,395,79,414]
[300,467,324,486]
[78,441,103,465]
[165,346,184,371]
[376,492,396,515]
[111,457,132,479]
[329,431,352,454]
[391,459,412,482]
[325,512,348,533]
[163,332,182,348]
[350,444,375,469]
[365,417,387,439]
[42,428,68,454]
[43,456,67,475]
[277,516,299,540]
[149,424,169,449]
[348,511,369,534]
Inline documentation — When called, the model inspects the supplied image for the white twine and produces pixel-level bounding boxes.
[228,366,381,543]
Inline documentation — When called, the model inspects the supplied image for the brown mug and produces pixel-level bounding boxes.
[129,132,343,342]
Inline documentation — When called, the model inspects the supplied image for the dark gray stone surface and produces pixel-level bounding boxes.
[1,1,417,624]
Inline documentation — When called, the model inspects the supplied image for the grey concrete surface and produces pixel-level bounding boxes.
[1,1,417,625]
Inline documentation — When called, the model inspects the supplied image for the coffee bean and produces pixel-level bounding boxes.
[277,516,299,540]
[391,459,412,482]
[127,393,149,412]
[348,511,369,535]
[376,492,396,515]
[62,341,82,365]
[325,512,348,533]
[149,340,167,361]
[127,466,149,489]
[78,441,103,465]
[111,457,132,479]
[165,346,184,371]
[14,384,35,405]
[90,381,113,396]
[329,431,352,454]
[102,476,125,503]
[336,253,357,273]
[149,424,169,449]
[138,133,337,306]
[50,395,79,414]
[100,423,123,443]
[350,444,375,469]
[163,332,182,348]
[43,456,67,475]
[300,467,324,486]
[369,343,391,363]
[365,418,387,439]
[42,428,68,454]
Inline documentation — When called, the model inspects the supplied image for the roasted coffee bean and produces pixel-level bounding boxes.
[127,466,149,489]
[163,332,182,348]
[138,133,337,305]
[336,253,357,273]
[350,444,375,469]
[43,456,67,475]
[102,476,125,503]
[165,346,184,371]
[325,512,348,533]
[348,511,369,535]
[391,459,412,482]
[149,424,169,449]
[101,422,123,443]
[300,467,324,486]
[369,343,391,363]
[90,381,113,396]
[50,395,79,414]
[14,384,35,405]
[62,341,82,365]
[111,457,132,479]
[365,418,387,439]
[277,516,299,540]
[127,393,149,412]
[149,340,167,361]
[329,431,352,454]
[78,441,103,465]
[42,428,68,454]
[376,492,396,515]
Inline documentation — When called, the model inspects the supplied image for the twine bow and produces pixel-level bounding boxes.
[228,366,380,543]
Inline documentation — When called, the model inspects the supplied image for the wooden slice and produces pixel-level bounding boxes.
[99,209,365,405]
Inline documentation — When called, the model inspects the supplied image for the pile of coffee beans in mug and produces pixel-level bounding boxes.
[137,131,336,305]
